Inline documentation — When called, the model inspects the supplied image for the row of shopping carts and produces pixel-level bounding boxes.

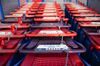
[0,2,99,66]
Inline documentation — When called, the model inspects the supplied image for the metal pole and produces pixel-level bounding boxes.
[0,0,4,20]
[42,0,44,2]
[65,50,69,66]
[18,0,20,7]
[76,0,78,4]
[26,0,29,2]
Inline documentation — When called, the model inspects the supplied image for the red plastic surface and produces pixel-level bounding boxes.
[0,30,25,38]
[70,10,95,14]
[34,17,60,22]
[79,22,100,27]
[90,35,100,50]
[33,0,42,2]
[26,28,77,37]
[3,39,20,49]
[26,11,36,15]
[75,17,100,22]
[0,54,12,66]
[0,38,21,53]
[21,53,84,66]
[35,14,56,17]
[0,23,29,29]
[73,14,100,17]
